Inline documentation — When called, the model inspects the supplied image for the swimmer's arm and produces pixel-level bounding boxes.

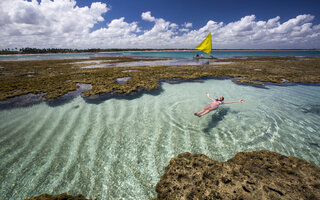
[223,99,245,104]
[205,92,215,101]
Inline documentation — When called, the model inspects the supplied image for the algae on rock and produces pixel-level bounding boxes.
[156,150,320,200]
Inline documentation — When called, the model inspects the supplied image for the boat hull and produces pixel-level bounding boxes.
[193,56,216,59]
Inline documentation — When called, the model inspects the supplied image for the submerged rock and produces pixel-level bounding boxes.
[156,150,320,200]
[25,193,91,200]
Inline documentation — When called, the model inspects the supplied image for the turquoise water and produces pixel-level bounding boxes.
[0,79,320,199]
[1,50,320,60]
[119,50,320,59]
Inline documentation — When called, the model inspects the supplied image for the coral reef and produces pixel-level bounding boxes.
[1,56,320,101]
[156,150,320,200]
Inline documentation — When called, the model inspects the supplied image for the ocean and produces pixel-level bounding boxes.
[1,50,320,61]
[0,51,320,199]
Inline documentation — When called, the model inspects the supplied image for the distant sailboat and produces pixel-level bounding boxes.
[194,32,214,59]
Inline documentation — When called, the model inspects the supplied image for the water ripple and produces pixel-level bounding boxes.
[0,80,320,200]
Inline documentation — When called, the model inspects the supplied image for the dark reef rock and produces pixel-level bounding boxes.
[156,150,320,200]
[25,193,91,200]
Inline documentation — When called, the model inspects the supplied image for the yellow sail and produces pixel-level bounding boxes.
[195,32,212,55]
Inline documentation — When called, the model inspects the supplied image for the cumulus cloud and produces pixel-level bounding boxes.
[183,22,193,28]
[0,0,319,49]
[180,28,189,32]
[88,17,140,48]
[141,11,155,22]
[180,22,192,32]
[135,11,183,48]
[0,0,109,48]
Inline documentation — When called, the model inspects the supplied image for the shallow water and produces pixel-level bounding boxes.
[1,50,320,60]
[0,79,320,199]
[81,59,232,68]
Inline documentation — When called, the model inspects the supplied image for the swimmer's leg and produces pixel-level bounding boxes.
[197,106,217,117]
[198,110,211,117]
[195,105,211,116]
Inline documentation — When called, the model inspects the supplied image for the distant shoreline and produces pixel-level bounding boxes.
[212,49,320,51]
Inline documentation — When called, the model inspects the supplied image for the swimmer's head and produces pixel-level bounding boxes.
[217,96,224,101]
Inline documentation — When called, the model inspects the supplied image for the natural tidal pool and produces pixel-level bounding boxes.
[0,79,320,199]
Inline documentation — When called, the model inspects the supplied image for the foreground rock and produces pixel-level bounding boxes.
[25,193,91,200]
[156,150,320,200]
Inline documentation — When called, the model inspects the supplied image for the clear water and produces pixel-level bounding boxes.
[119,50,320,59]
[81,59,232,68]
[1,50,320,60]
[1,79,320,200]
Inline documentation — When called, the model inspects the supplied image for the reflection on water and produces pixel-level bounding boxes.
[0,79,319,199]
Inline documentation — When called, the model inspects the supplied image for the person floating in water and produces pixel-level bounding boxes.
[194,92,245,117]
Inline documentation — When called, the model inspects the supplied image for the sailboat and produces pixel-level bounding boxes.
[193,32,215,59]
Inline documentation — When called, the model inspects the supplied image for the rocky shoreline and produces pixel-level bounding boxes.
[1,56,320,101]
[156,150,320,200]
[25,150,320,200]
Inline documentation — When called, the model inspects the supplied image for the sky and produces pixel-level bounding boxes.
[0,0,320,49]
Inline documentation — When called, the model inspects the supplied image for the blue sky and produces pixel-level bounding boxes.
[1,0,320,49]
[78,0,320,30]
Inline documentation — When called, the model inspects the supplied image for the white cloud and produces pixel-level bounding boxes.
[180,28,189,32]
[179,22,192,32]
[0,1,319,49]
[141,11,155,22]
[90,17,140,38]
[88,17,140,48]
[137,12,181,48]
[272,14,314,34]
[0,0,109,48]
[266,16,280,28]
[183,22,192,28]
[170,23,179,30]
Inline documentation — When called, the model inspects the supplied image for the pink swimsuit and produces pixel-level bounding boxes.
[209,100,222,108]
